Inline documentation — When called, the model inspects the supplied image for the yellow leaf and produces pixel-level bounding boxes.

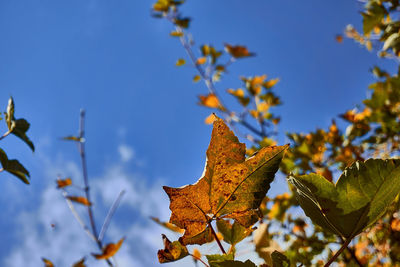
[257,102,269,113]
[225,43,255,58]
[250,110,259,118]
[196,57,207,65]
[198,94,222,109]
[42,258,54,267]
[66,196,92,206]
[192,248,201,261]
[193,75,201,83]
[170,31,183,37]
[176,58,186,66]
[263,78,279,89]
[227,88,245,98]
[92,238,125,260]
[56,177,72,189]
[204,113,217,124]
[373,26,381,35]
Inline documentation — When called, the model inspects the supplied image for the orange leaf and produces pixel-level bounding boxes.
[204,113,217,124]
[56,177,72,189]
[92,238,125,260]
[198,94,222,109]
[196,57,207,65]
[192,248,201,261]
[263,78,279,89]
[225,44,255,58]
[335,34,343,43]
[42,258,54,267]
[72,257,86,267]
[66,196,92,206]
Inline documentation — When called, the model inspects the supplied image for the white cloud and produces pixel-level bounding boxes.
[118,144,135,163]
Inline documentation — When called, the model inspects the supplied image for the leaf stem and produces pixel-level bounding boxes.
[208,221,226,254]
[189,253,210,267]
[78,110,113,267]
[324,237,352,267]
[0,130,11,141]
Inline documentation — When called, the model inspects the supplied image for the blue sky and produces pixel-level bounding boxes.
[0,0,397,266]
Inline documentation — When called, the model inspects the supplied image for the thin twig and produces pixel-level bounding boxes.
[62,190,97,242]
[98,190,126,242]
[339,236,365,267]
[208,221,226,254]
[78,110,113,267]
[324,237,352,267]
[0,130,11,141]
[190,253,210,267]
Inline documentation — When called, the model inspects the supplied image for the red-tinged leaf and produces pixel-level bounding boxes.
[92,238,125,260]
[196,57,207,65]
[56,178,72,189]
[67,196,92,206]
[42,258,54,267]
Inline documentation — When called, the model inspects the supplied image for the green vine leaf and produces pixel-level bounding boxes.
[163,117,288,245]
[288,159,400,239]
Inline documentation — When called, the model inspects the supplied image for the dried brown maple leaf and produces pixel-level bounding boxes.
[164,117,288,245]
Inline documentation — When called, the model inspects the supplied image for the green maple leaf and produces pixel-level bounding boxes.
[289,159,400,239]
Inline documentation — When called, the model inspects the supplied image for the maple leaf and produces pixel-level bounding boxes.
[163,117,288,245]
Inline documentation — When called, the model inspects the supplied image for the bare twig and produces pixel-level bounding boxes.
[325,237,352,267]
[78,110,113,267]
[99,190,126,242]
[61,190,97,242]
[0,130,11,141]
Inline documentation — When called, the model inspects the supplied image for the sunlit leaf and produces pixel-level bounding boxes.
[204,113,217,124]
[92,238,124,260]
[206,254,234,267]
[196,57,207,65]
[289,159,400,238]
[62,136,81,142]
[216,219,253,245]
[5,97,14,131]
[56,177,72,189]
[163,117,288,245]
[198,94,223,110]
[66,196,92,206]
[263,78,279,89]
[158,234,188,263]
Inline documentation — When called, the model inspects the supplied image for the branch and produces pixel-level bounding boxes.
[78,110,113,267]
[208,221,226,254]
[98,190,126,242]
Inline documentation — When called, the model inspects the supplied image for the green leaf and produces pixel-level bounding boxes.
[5,97,14,131]
[288,159,400,239]
[12,119,34,151]
[208,259,257,267]
[362,2,386,35]
[271,251,290,267]
[206,254,234,267]
[216,219,253,245]
[0,148,30,184]
[157,234,188,263]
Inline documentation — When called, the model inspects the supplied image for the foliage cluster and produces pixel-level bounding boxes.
[151,0,400,266]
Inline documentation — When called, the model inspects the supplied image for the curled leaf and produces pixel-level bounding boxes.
[92,237,124,260]
[225,44,254,58]
[42,258,54,267]
[72,257,86,267]
[158,234,189,263]
[0,148,30,184]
